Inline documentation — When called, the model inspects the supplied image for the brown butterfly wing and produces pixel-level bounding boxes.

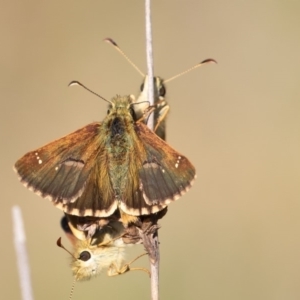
[62,161,117,217]
[14,122,116,216]
[119,123,196,215]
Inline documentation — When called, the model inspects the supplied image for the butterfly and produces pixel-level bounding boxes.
[104,37,216,141]
[14,94,196,221]
[58,220,148,281]
[135,75,168,140]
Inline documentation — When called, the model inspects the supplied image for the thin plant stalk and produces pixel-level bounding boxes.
[144,1,160,299]
[12,205,34,300]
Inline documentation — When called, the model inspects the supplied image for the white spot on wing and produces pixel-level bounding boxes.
[38,159,42,164]
[63,160,84,168]
[174,156,182,168]
[143,162,159,169]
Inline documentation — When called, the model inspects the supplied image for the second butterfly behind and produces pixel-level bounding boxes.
[14,92,196,222]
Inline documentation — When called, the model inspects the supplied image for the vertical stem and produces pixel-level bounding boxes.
[12,205,34,300]
[145,1,159,299]
[145,0,154,129]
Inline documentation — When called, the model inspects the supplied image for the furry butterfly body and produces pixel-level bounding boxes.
[14,95,195,218]
[66,221,127,280]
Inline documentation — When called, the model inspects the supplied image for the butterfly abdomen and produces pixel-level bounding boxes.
[103,104,141,201]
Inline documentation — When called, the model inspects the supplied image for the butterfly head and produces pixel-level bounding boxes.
[107,95,138,122]
[140,76,166,101]
[71,235,125,281]
[137,76,166,117]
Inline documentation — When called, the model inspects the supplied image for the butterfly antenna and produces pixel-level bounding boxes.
[69,278,76,300]
[104,38,145,77]
[56,237,77,260]
[164,58,217,84]
[68,81,113,105]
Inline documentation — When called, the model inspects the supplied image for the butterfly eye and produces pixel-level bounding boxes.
[79,251,91,262]
[107,109,110,115]
[159,84,166,97]
[140,82,144,92]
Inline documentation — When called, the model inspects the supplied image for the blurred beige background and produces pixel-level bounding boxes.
[2,1,300,299]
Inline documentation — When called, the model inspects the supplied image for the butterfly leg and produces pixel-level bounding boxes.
[154,104,169,132]
[107,253,150,277]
